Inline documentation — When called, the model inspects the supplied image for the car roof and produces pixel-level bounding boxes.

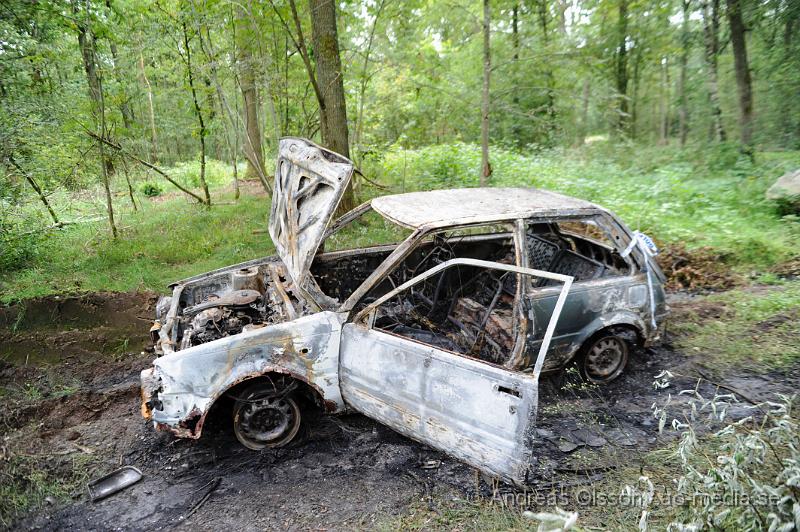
[370,187,603,229]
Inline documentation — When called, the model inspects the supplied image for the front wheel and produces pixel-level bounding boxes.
[579,334,630,384]
[232,382,302,450]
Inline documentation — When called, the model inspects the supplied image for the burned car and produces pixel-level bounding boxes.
[141,137,667,484]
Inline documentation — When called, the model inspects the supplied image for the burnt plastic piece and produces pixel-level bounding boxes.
[87,466,143,502]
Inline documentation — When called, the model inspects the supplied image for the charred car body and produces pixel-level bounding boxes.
[141,137,667,484]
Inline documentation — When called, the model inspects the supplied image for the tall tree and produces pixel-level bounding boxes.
[137,38,159,163]
[271,0,353,210]
[726,0,754,152]
[511,3,521,143]
[179,17,211,206]
[702,0,726,141]
[75,0,117,237]
[678,0,691,146]
[614,0,630,136]
[309,0,354,211]
[659,57,670,145]
[536,0,556,141]
[75,0,114,178]
[235,4,269,190]
[576,78,590,146]
[309,0,350,157]
[480,0,491,186]
[196,11,242,200]
[353,0,388,165]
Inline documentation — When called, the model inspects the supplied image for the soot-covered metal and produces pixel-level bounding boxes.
[140,137,668,485]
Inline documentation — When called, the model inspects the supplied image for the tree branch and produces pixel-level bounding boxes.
[85,130,206,204]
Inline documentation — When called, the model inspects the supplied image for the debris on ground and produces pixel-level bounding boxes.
[87,466,143,502]
[657,243,743,291]
[770,256,800,279]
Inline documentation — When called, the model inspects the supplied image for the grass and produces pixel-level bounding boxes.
[672,280,800,369]
[2,142,799,301]
[0,453,94,527]
[372,142,800,271]
[0,191,273,303]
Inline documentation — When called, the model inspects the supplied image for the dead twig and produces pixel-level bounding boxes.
[84,130,207,205]
[354,168,389,190]
[185,477,221,519]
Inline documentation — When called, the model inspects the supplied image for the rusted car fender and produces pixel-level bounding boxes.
[141,312,345,439]
[563,310,648,364]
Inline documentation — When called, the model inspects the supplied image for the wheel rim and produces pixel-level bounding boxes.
[234,394,301,450]
[583,336,628,383]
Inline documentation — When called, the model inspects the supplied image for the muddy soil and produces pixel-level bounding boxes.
[2,291,797,531]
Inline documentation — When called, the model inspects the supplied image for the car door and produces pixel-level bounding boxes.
[338,258,572,485]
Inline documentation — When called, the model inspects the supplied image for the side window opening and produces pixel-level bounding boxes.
[355,223,519,311]
[526,219,630,286]
[364,225,524,366]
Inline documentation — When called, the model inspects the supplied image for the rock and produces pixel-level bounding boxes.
[557,440,580,453]
[766,169,800,214]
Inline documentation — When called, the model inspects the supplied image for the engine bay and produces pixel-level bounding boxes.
[152,261,310,354]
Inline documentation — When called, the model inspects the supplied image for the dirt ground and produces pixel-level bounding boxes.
[1,291,798,531]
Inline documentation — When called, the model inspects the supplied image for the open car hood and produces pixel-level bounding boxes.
[269,137,355,285]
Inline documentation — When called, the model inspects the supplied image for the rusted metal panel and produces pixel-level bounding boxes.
[141,312,346,438]
[269,137,355,285]
[370,188,600,230]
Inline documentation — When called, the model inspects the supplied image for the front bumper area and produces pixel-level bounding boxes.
[140,367,159,420]
[140,367,204,438]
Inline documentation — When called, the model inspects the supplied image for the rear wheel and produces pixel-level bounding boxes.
[232,382,302,450]
[579,333,630,384]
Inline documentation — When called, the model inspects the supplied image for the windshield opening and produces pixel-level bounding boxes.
[309,205,414,304]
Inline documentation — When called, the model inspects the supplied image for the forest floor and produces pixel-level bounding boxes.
[1,276,799,530]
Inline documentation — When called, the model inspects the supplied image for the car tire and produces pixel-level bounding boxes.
[232,382,303,450]
[578,332,630,384]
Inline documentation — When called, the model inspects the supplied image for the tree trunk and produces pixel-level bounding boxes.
[702,0,726,142]
[120,155,138,211]
[198,24,242,200]
[659,57,670,145]
[75,0,116,237]
[354,0,387,166]
[678,0,690,146]
[480,0,491,186]
[576,78,590,146]
[235,5,269,192]
[76,0,114,178]
[181,21,211,206]
[138,50,159,163]
[726,0,754,152]
[108,40,134,132]
[614,0,630,136]
[537,0,556,142]
[98,71,118,238]
[630,48,641,139]
[511,3,521,144]
[309,0,354,212]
